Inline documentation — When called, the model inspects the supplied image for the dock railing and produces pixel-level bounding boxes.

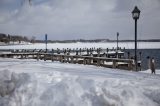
[0,48,133,70]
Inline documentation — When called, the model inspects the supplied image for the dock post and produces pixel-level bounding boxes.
[97,48,100,57]
[88,58,91,65]
[87,48,89,56]
[44,54,46,61]
[76,48,78,55]
[128,60,133,70]
[71,57,74,63]
[139,52,142,71]
[112,60,117,68]
[67,52,70,62]
[60,55,64,62]
[97,59,100,66]
[76,57,78,63]
[106,48,109,57]
[4,54,7,58]
[89,48,92,56]
[51,49,54,62]
[21,54,23,59]
[80,48,81,55]
[24,50,27,58]
[37,53,39,61]
[128,52,130,59]
[102,60,104,65]
[83,58,86,65]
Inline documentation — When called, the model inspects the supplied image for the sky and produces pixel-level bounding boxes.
[0,0,160,40]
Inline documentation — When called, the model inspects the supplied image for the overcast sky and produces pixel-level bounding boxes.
[0,0,160,40]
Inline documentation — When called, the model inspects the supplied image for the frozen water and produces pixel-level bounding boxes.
[0,42,160,50]
[0,58,160,106]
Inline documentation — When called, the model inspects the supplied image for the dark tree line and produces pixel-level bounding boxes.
[0,33,31,44]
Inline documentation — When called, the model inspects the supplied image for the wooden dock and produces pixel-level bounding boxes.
[0,48,134,70]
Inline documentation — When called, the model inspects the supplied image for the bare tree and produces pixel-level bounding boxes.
[30,36,36,43]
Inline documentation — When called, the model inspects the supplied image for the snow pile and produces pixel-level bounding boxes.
[0,70,35,106]
[0,58,160,106]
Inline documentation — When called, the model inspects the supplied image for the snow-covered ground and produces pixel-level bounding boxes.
[0,42,160,50]
[0,58,160,106]
[0,42,6,46]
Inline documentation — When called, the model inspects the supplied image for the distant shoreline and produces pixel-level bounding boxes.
[0,42,31,46]
[1,41,160,46]
[35,39,160,43]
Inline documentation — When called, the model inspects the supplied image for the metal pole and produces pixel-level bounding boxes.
[45,34,47,52]
[46,42,47,52]
[135,19,137,71]
[117,32,119,58]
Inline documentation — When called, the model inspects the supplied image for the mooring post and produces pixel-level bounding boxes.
[44,54,46,61]
[80,48,81,55]
[51,49,54,62]
[60,55,63,62]
[83,58,86,65]
[98,48,100,57]
[128,52,130,59]
[76,49,78,55]
[89,48,92,56]
[71,56,74,63]
[37,53,39,61]
[97,59,100,66]
[139,52,142,71]
[123,47,125,52]
[87,48,89,56]
[128,60,133,70]
[112,60,117,68]
[88,58,92,65]
[106,48,109,58]
[21,54,23,59]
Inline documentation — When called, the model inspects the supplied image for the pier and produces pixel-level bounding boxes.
[0,48,134,70]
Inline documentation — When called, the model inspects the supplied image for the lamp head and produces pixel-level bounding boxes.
[132,6,141,20]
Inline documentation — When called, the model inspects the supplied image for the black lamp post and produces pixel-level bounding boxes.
[132,6,140,71]
[117,32,119,58]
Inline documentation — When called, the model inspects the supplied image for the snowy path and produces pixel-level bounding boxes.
[0,58,160,106]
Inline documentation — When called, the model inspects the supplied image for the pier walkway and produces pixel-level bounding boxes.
[0,49,134,70]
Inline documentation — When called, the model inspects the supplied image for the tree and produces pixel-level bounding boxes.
[30,36,36,43]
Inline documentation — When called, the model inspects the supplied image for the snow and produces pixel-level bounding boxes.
[140,69,160,75]
[0,42,6,46]
[0,58,160,106]
[0,42,160,50]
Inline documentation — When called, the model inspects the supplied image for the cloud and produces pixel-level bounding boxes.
[0,0,160,40]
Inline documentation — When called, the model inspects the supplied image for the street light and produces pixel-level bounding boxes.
[116,32,119,58]
[132,6,141,71]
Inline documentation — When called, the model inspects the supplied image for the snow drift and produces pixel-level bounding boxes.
[0,58,160,106]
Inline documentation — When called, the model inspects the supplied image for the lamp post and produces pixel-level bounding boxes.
[116,32,119,58]
[132,6,140,71]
